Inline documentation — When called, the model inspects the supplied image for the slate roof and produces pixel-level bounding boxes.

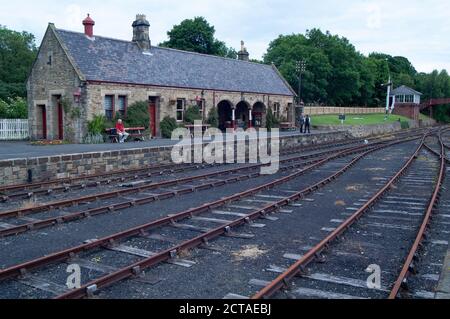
[55,28,295,96]
[390,85,423,96]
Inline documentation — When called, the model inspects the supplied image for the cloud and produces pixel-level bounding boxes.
[365,3,382,29]
[0,0,448,73]
[65,4,83,30]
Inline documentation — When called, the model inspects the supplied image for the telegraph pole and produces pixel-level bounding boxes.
[295,60,307,115]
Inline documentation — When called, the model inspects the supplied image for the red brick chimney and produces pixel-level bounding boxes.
[82,14,95,37]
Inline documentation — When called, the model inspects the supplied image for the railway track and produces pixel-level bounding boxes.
[0,132,423,299]
[0,135,417,239]
[251,131,447,299]
[0,128,425,202]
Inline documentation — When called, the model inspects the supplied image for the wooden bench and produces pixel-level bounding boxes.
[105,127,146,143]
[280,122,296,131]
[184,124,211,138]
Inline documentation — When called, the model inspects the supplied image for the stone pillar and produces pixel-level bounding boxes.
[248,108,253,128]
[232,108,236,130]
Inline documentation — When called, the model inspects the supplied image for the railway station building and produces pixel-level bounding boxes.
[27,14,296,143]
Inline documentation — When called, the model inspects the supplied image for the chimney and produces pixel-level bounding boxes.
[82,14,95,38]
[132,14,151,51]
[238,40,249,62]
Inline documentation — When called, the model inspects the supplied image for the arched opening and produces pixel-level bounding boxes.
[252,102,266,128]
[217,100,233,131]
[235,101,250,129]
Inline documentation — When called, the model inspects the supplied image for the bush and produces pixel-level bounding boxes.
[83,133,105,144]
[207,107,219,128]
[401,121,410,129]
[160,116,178,138]
[87,115,107,135]
[184,105,202,124]
[0,97,27,119]
[265,108,280,131]
[125,101,150,129]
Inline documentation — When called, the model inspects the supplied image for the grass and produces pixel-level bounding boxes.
[419,113,433,121]
[311,113,411,126]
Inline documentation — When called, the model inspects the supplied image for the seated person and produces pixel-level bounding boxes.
[115,119,129,143]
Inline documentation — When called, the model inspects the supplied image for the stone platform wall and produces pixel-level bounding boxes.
[0,131,349,187]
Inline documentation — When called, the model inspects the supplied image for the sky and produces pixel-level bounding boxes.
[1,0,449,73]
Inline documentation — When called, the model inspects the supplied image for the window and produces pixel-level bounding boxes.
[273,103,281,119]
[395,95,404,103]
[176,99,185,122]
[197,99,205,116]
[118,96,127,117]
[104,95,114,120]
[405,95,414,103]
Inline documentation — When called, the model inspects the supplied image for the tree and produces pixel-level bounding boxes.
[265,107,279,131]
[0,97,27,118]
[207,107,219,128]
[264,29,364,106]
[264,33,331,105]
[160,116,178,138]
[184,105,202,124]
[160,17,236,58]
[0,26,37,100]
[125,101,150,129]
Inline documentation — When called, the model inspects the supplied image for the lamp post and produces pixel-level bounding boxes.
[295,60,307,116]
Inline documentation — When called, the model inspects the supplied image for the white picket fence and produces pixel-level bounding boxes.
[0,119,29,140]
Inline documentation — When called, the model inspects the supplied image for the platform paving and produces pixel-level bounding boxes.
[0,131,332,160]
[436,250,450,299]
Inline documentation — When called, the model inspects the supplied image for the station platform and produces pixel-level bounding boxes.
[0,131,332,161]
[437,250,450,299]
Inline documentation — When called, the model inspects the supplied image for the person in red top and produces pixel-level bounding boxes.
[115,119,129,143]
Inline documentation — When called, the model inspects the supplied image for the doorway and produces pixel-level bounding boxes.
[148,97,158,137]
[37,105,47,140]
[57,100,63,140]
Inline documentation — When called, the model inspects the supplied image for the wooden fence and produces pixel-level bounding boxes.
[0,119,29,140]
[304,106,385,116]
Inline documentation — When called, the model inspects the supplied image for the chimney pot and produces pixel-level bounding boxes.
[83,14,95,37]
[132,14,151,51]
[238,40,250,61]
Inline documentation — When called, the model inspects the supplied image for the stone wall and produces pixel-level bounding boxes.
[315,122,403,138]
[0,131,348,187]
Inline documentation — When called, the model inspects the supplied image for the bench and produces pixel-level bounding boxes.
[280,122,297,131]
[184,124,211,138]
[105,127,146,143]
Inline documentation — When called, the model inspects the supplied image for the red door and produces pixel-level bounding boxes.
[148,100,157,137]
[40,106,47,140]
[57,101,64,140]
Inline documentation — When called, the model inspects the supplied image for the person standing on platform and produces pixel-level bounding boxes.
[305,115,311,134]
[299,114,305,134]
